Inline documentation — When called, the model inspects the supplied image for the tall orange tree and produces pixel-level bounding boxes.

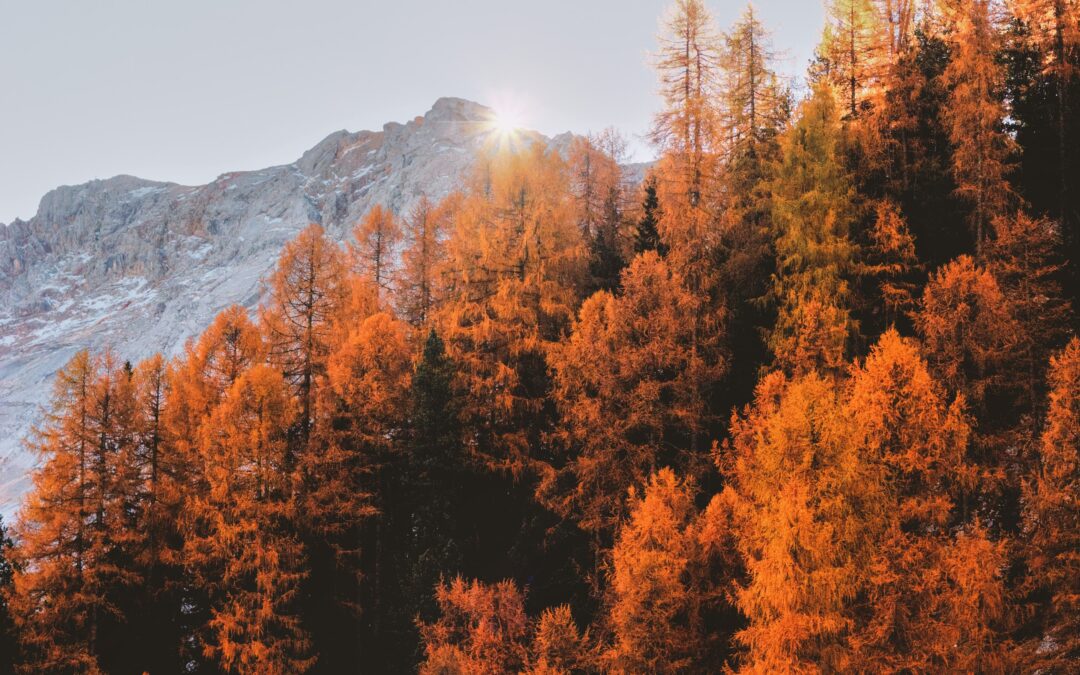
[438,144,585,471]
[1022,338,1080,668]
[351,204,402,306]
[184,365,313,674]
[542,252,725,547]
[941,0,1017,252]
[261,223,350,444]
[723,371,874,671]
[10,351,142,673]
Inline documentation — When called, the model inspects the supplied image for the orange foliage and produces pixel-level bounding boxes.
[1023,338,1080,667]
[184,365,313,674]
[724,371,870,671]
[604,468,705,673]
[941,0,1017,248]
[351,204,402,304]
[418,577,530,675]
[437,144,585,470]
[542,252,725,538]
[261,223,350,436]
[916,255,1020,411]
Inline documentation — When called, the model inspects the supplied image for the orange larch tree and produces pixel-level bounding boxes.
[1022,337,1080,668]
[350,204,402,306]
[397,194,455,328]
[940,0,1017,251]
[845,330,1010,670]
[651,0,727,300]
[184,364,313,674]
[723,371,873,671]
[603,468,708,674]
[417,577,531,675]
[261,223,350,444]
[862,199,922,329]
[541,252,725,545]
[10,351,143,673]
[916,255,1020,415]
[817,0,888,118]
[985,211,1072,410]
[438,144,585,471]
[768,83,859,376]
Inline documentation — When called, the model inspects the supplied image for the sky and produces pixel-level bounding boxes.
[0,0,825,224]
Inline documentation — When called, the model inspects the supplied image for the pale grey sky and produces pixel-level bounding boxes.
[0,0,824,224]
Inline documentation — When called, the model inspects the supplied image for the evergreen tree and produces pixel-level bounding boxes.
[633,176,666,256]
[0,515,16,675]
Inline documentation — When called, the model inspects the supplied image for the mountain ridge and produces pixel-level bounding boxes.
[0,96,572,515]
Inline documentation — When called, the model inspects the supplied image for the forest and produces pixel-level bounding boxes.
[0,0,1078,672]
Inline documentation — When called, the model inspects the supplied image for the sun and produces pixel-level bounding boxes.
[493,107,522,134]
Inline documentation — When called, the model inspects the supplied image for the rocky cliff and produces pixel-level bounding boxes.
[0,97,562,515]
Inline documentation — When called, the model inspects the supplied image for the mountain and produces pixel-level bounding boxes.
[0,97,586,516]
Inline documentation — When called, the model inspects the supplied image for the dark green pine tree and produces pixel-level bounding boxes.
[379,329,466,669]
[634,176,667,257]
[588,187,628,294]
[1005,15,1080,314]
[0,515,18,675]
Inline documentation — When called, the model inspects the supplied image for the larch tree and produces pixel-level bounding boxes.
[862,199,922,329]
[529,605,591,675]
[844,331,1010,671]
[261,223,350,445]
[652,0,723,209]
[351,204,403,306]
[916,255,1023,529]
[397,194,454,328]
[916,255,1020,419]
[1022,338,1080,669]
[716,4,787,310]
[818,0,889,117]
[438,144,585,471]
[542,252,725,547]
[941,0,1017,252]
[567,133,627,294]
[723,371,874,671]
[10,351,141,673]
[184,364,313,674]
[603,468,706,674]
[304,311,411,667]
[985,211,1072,410]
[875,0,921,56]
[651,0,726,299]
[417,577,531,675]
[768,83,859,376]
[720,4,787,158]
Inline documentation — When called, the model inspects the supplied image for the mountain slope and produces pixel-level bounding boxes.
[0,97,562,515]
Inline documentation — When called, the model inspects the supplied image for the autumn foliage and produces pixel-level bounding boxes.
[3,0,1078,672]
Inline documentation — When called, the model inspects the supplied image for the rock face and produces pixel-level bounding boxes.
[0,97,557,516]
